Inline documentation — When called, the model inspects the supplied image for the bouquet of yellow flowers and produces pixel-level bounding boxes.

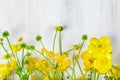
[0,26,120,80]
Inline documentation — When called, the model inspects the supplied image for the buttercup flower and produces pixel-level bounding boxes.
[8,59,17,71]
[11,44,21,52]
[81,51,95,71]
[0,59,16,77]
[41,48,48,54]
[0,64,9,76]
[56,54,71,72]
[94,53,112,74]
[35,59,51,74]
[82,36,112,74]
[88,36,112,54]
[47,51,56,57]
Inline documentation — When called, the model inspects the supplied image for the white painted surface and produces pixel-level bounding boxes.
[0,0,120,78]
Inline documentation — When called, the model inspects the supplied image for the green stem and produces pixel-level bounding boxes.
[90,70,92,80]
[76,60,83,75]
[6,74,9,80]
[59,31,62,55]
[53,70,61,80]
[52,31,57,51]
[78,40,85,56]
[34,49,53,64]
[22,49,24,68]
[0,44,11,61]
[40,40,45,48]
[15,52,20,66]
[94,71,96,80]
[97,74,99,80]
[6,37,15,58]
[65,71,72,80]
[61,73,64,80]
[72,51,76,80]
[69,66,74,78]
[71,40,85,78]
[64,49,73,53]
[71,41,85,78]
[83,71,88,80]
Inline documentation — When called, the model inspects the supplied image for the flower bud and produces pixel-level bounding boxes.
[36,35,42,41]
[55,25,63,31]
[0,38,3,44]
[82,34,88,40]
[73,44,80,50]
[18,36,23,42]
[2,31,9,38]
[20,42,27,48]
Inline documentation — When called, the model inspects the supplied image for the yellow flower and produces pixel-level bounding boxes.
[29,57,38,63]
[41,49,56,57]
[41,48,48,54]
[88,36,112,54]
[35,60,51,74]
[81,36,112,74]
[27,57,51,74]
[25,57,37,70]
[94,53,112,74]
[81,51,95,71]
[47,51,55,57]
[76,76,83,80]
[34,60,41,69]
[76,75,89,80]
[8,59,17,71]
[56,54,71,72]
[11,44,21,52]
[43,76,50,80]
[25,59,36,71]
[76,75,85,80]
[82,50,112,74]
[0,64,9,76]
[0,59,17,77]
[0,78,4,80]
